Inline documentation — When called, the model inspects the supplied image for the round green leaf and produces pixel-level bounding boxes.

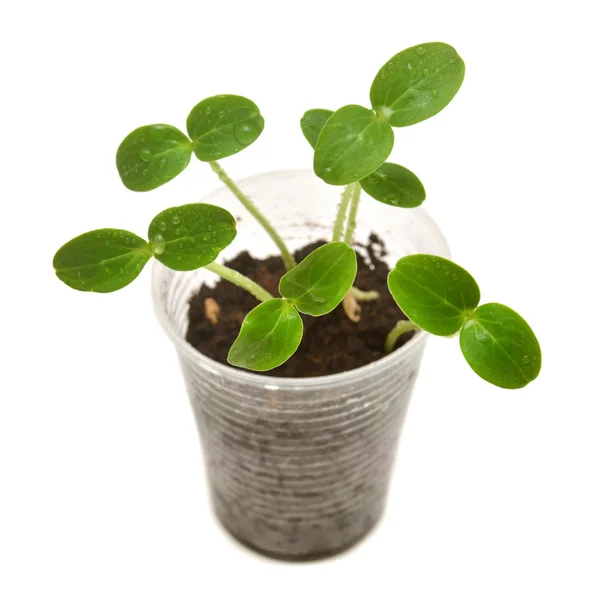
[148,203,237,271]
[279,242,357,316]
[300,108,333,149]
[314,105,394,186]
[186,95,264,161]
[227,299,303,371]
[460,303,541,389]
[370,42,465,127]
[53,229,152,293]
[360,162,426,208]
[116,124,193,191]
[388,254,480,335]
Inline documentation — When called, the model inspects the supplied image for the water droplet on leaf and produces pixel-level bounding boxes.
[172,215,181,225]
[158,157,167,169]
[158,221,167,232]
[431,89,439,98]
[205,106,212,115]
[152,233,166,255]
[233,121,259,146]
[139,147,152,162]
[416,46,427,56]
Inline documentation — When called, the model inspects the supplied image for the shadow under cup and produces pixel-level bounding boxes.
[152,170,450,559]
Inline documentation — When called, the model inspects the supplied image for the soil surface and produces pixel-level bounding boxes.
[186,234,412,378]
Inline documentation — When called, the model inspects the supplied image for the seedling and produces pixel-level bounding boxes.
[53,41,541,388]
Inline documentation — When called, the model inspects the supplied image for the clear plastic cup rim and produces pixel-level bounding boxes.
[150,169,451,391]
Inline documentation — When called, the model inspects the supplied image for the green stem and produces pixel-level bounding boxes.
[343,183,362,245]
[384,320,421,354]
[209,161,296,271]
[332,185,354,242]
[204,262,273,303]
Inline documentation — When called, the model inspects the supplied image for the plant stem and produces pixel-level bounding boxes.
[384,320,421,354]
[351,287,380,302]
[332,185,354,242]
[204,262,273,303]
[339,184,374,321]
[208,161,296,271]
[343,183,362,245]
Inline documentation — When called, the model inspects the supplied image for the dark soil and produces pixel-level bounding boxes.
[186,234,412,378]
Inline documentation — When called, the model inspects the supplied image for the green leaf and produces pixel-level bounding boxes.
[300,108,333,149]
[370,42,465,127]
[227,299,303,371]
[148,203,236,271]
[460,303,541,389]
[388,254,480,335]
[116,124,193,191]
[186,95,264,161]
[314,105,394,185]
[53,229,152,292]
[360,162,426,208]
[279,242,357,316]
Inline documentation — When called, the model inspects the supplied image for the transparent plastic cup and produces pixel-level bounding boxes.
[151,170,450,559]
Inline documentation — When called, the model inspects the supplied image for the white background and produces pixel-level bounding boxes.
[1,1,598,598]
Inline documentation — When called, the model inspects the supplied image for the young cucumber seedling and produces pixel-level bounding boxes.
[53,41,541,388]
[300,41,541,389]
[54,201,357,370]
[387,255,541,389]
[116,94,296,271]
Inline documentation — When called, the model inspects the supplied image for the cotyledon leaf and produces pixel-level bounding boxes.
[148,203,237,270]
[460,303,541,389]
[227,299,303,371]
[187,95,264,161]
[279,242,357,316]
[388,254,480,335]
[314,104,394,185]
[53,229,152,292]
[300,108,334,149]
[370,42,465,127]
[360,162,426,208]
[116,124,193,191]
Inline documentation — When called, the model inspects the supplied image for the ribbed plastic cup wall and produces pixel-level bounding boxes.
[152,170,450,559]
